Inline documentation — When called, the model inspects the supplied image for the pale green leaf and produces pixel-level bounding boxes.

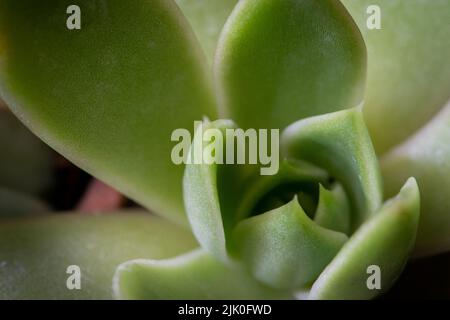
[342,0,450,153]
[175,0,238,64]
[114,249,291,300]
[214,0,366,129]
[233,158,328,222]
[184,119,329,262]
[381,103,450,256]
[233,198,348,290]
[183,119,236,262]
[0,0,216,226]
[309,178,420,300]
[0,212,198,299]
[314,184,351,235]
[282,109,383,229]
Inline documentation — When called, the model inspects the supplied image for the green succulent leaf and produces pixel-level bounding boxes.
[184,119,329,262]
[0,0,216,226]
[233,158,329,222]
[114,249,291,300]
[175,0,239,64]
[214,0,366,129]
[0,212,197,299]
[309,178,420,300]
[0,187,48,218]
[314,184,351,235]
[233,197,348,290]
[381,103,450,256]
[183,119,236,262]
[0,109,52,196]
[281,109,383,229]
[0,0,439,301]
[341,0,450,153]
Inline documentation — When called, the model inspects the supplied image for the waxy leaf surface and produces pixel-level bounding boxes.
[0,0,216,225]
[0,212,197,299]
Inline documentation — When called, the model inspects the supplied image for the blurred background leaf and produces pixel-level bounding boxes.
[341,0,450,154]
[382,102,450,256]
[175,0,238,64]
[0,212,197,299]
[0,108,53,196]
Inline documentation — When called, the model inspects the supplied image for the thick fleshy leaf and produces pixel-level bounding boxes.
[309,178,420,300]
[184,120,329,262]
[183,119,235,262]
[0,212,197,299]
[0,0,216,226]
[0,187,48,217]
[214,0,366,129]
[0,109,52,195]
[381,103,450,256]
[233,158,328,222]
[314,184,351,235]
[233,198,347,290]
[175,0,238,64]
[342,0,450,153]
[282,109,383,229]
[114,249,291,300]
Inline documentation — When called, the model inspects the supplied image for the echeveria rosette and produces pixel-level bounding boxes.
[116,110,418,300]
[114,0,419,300]
[0,0,445,300]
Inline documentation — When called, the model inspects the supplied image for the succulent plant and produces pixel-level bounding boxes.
[0,0,449,300]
